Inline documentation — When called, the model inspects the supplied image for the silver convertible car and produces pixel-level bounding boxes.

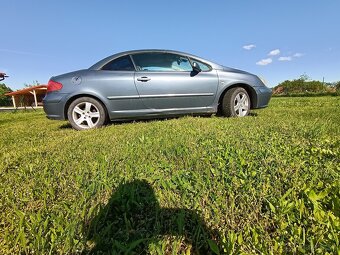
[43,49,272,130]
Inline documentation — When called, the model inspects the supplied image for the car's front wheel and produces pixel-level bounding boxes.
[221,87,250,117]
[67,97,107,130]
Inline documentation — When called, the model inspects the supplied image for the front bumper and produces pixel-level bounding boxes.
[43,92,68,120]
[255,86,272,108]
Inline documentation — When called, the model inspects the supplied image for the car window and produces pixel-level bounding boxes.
[190,58,211,71]
[101,55,135,71]
[132,53,193,72]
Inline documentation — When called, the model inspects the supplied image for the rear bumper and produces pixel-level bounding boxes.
[43,93,67,120]
[255,86,272,108]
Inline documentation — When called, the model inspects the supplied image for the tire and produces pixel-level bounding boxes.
[221,87,250,117]
[67,97,107,130]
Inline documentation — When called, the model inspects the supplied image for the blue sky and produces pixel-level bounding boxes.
[1,0,339,89]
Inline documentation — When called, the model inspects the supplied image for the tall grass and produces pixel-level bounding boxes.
[0,97,339,254]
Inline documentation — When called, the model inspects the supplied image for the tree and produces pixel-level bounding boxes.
[0,83,13,106]
[299,73,310,81]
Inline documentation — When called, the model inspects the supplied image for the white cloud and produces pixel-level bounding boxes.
[256,58,273,66]
[293,53,303,57]
[278,56,292,61]
[268,49,280,56]
[243,44,256,50]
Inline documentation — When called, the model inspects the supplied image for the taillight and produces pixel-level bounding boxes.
[47,80,63,92]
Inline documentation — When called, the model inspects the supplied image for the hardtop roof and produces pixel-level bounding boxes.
[89,49,224,70]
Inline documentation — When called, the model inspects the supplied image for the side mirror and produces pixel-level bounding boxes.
[192,62,201,73]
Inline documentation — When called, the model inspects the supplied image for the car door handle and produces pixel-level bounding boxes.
[137,77,151,82]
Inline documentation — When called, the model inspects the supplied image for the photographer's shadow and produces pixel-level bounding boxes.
[85,180,220,254]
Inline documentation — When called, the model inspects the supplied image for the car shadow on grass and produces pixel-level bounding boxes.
[58,115,210,129]
[248,112,258,117]
[84,179,221,254]
[59,123,73,129]
[58,118,176,129]
[58,112,257,130]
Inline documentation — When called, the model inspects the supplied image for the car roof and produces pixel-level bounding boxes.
[89,49,224,70]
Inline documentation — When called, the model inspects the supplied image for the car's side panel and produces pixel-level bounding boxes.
[85,71,138,104]
[78,70,148,119]
[134,71,219,110]
[214,70,271,109]
[45,70,146,120]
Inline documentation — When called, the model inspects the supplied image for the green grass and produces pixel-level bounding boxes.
[0,97,339,254]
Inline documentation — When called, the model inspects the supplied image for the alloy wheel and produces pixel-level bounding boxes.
[72,102,101,129]
[234,92,249,117]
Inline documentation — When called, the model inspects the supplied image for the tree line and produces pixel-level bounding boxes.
[273,75,340,96]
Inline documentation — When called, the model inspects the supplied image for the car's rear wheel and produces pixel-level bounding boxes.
[67,97,107,130]
[221,87,250,117]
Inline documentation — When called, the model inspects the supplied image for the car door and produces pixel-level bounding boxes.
[131,52,218,110]
[92,55,145,118]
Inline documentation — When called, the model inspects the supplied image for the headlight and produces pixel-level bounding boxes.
[258,76,269,87]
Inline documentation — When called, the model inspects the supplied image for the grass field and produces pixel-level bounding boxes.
[0,97,339,254]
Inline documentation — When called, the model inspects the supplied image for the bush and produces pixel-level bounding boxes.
[272,76,339,96]
[336,81,340,94]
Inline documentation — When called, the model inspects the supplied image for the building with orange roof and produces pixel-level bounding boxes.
[5,85,47,108]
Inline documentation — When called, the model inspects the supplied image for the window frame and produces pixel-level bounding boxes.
[100,54,136,71]
[131,52,194,73]
[188,58,212,72]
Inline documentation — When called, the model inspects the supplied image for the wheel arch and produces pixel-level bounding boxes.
[217,83,257,113]
[64,93,109,120]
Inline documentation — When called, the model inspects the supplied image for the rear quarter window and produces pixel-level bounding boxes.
[101,55,135,71]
